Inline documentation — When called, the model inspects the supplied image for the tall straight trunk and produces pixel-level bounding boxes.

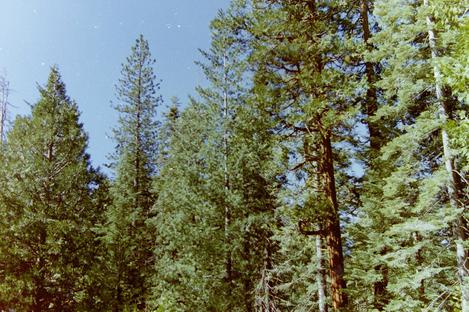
[316,234,328,312]
[222,52,233,301]
[303,137,330,310]
[243,235,253,311]
[33,228,47,312]
[359,0,380,152]
[423,1,469,310]
[135,58,143,204]
[359,1,389,308]
[0,76,9,145]
[319,131,348,309]
[256,244,274,312]
[304,0,347,308]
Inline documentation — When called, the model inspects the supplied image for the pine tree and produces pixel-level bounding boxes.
[344,0,397,308]
[151,2,279,310]
[198,5,279,310]
[0,66,104,311]
[246,0,370,308]
[0,73,10,145]
[156,96,180,169]
[103,34,161,310]
[423,0,468,307]
[151,102,226,311]
[350,0,468,309]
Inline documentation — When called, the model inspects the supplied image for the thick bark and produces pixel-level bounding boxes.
[320,131,348,309]
[304,1,349,308]
[423,1,469,310]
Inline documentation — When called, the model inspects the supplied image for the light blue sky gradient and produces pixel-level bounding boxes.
[0,0,230,169]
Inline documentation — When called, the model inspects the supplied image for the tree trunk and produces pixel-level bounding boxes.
[0,75,9,145]
[413,232,427,304]
[243,236,253,312]
[373,248,389,310]
[304,1,348,308]
[316,234,328,312]
[256,244,274,312]
[222,52,233,303]
[359,0,380,152]
[359,1,389,309]
[135,60,143,205]
[319,131,348,310]
[423,1,469,310]
[33,227,47,312]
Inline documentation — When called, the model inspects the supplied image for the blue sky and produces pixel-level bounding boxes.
[0,0,230,169]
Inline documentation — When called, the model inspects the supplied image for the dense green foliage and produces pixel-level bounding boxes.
[102,34,161,311]
[0,68,107,311]
[0,1,467,311]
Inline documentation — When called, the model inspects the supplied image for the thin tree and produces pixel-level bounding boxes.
[0,73,10,144]
[423,0,468,308]
[104,34,161,310]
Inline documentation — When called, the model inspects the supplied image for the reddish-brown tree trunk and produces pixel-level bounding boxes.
[319,131,348,309]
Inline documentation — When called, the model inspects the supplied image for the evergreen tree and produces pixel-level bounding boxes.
[151,2,279,310]
[103,34,161,311]
[151,102,226,311]
[350,0,468,309]
[0,67,104,311]
[245,0,368,309]
[0,2,467,310]
[156,96,180,169]
[0,73,10,145]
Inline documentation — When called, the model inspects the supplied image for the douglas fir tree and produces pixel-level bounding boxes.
[0,67,104,311]
[103,34,161,311]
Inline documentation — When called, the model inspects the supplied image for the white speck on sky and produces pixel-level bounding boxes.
[0,0,231,169]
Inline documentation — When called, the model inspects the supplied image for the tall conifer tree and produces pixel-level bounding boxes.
[246,0,366,308]
[103,34,161,311]
[151,2,279,310]
[0,67,103,311]
[351,0,468,309]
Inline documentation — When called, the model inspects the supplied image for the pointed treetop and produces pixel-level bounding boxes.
[41,65,69,103]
